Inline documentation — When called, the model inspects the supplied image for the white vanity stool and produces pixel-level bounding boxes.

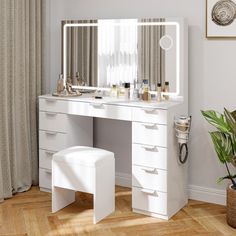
[52,146,115,224]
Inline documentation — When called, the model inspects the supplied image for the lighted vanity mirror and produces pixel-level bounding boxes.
[62,18,180,96]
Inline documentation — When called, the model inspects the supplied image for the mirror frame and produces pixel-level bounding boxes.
[62,20,180,96]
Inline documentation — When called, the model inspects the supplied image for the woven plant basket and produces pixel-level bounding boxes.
[227,185,236,228]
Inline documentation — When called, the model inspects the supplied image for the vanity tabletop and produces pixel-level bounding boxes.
[39,94,183,110]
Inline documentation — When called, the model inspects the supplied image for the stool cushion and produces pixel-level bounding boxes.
[53,146,114,167]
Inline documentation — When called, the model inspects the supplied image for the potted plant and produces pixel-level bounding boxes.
[201,108,236,228]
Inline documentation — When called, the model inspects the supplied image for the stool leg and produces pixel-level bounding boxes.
[52,186,75,213]
[93,162,115,224]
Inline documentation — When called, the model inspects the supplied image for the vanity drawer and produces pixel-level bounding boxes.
[132,144,167,170]
[39,168,52,190]
[39,149,56,169]
[132,187,167,215]
[39,130,67,151]
[89,103,132,121]
[132,122,167,147]
[132,107,167,124]
[39,112,68,133]
[39,98,68,113]
[132,165,167,192]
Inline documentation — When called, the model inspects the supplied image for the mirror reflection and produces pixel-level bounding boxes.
[61,19,177,92]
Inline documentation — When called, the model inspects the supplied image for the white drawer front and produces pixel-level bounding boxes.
[39,168,52,190]
[132,122,167,147]
[67,101,90,116]
[132,107,167,124]
[132,165,167,192]
[39,98,68,113]
[39,130,67,151]
[39,112,67,133]
[132,187,167,215]
[89,103,132,121]
[132,144,167,170]
[39,149,56,169]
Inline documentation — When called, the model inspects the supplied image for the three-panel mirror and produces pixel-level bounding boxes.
[61,19,179,94]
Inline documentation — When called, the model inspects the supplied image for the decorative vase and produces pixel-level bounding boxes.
[227,184,236,228]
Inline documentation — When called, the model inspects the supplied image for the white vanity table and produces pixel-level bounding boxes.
[40,16,188,220]
[38,94,188,220]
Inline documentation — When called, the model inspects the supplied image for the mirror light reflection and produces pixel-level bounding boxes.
[62,19,179,94]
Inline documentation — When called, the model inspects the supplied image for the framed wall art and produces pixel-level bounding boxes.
[206,0,236,38]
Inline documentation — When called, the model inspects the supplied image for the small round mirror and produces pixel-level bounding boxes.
[159,35,173,51]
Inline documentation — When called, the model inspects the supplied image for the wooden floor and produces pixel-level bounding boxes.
[0,186,236,236]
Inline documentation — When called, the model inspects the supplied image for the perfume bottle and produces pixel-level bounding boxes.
[110,84,118,98]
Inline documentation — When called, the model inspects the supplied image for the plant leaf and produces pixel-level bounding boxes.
[209,131,233,164]
[201,110,231,133]
[231,134,236,157]
[217,175,236,184]
[224,108,236,135]
[230,155,236,168]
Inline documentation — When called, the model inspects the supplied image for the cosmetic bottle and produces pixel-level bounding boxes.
[163,81,170,100]
[142,79,149,101]
[124,82,130,100]
[157,83,162,102]
[110,84,118,98]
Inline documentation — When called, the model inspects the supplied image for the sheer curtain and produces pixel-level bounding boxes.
[0,0,45,201]
[98,19,138,86]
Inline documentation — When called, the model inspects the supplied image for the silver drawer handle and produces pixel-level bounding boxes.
[90,103,104,108]
[142,124,158,129]
[45,131,57,136]
[141,146,159,152]
[141,167,158,174]
[142,108,158,114]
[45,99,56,103]
[45,151,56,156]
[45,112,57,116]
[141,189,157,196]
[45,170,52,174]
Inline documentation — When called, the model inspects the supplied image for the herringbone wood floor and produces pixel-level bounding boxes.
[0,186,235,236]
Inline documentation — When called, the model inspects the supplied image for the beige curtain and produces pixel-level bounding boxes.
[138,18,165,87]
[62,20,98,86]
[0,0,45,201]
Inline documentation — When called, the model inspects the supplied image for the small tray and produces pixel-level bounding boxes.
[52,92,82,97]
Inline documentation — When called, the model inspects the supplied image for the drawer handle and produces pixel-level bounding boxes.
[45,131,57,136]
[45,170,52,174]
[141,167,158,174]
[90,103,104,108]
[142,108,158,114]
[45,99,56,103]
[45,151,56,156]
[141,146,158,152]
[45,112,57,116]
[141,189,157,195]
[142,124,158,129]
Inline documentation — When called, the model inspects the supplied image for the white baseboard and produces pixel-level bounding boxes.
[115,172,132,188]
[188,184,226,206]
[115,172,226,206]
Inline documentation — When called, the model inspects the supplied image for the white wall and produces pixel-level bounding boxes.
[46,0,236,204]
